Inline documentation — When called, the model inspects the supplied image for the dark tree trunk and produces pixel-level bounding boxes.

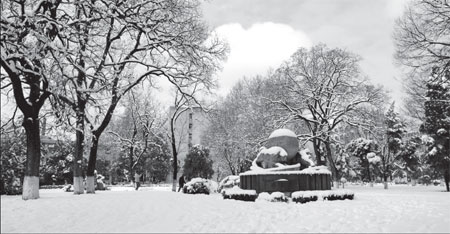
[129,146,135,183]
[86,134,99,193]
[444,167,450,192]
[312,138,322,165]
[73,111,85,195]
[22,117,41,200]
[85,98,119,193]
[324,140,338,187]
[170,120,178,192]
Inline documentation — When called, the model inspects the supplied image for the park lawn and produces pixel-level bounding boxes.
[1,184,449,233]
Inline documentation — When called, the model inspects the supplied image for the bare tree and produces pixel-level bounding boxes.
[1,0,62,200]
[167,89,196,192]
[394,0,450,73]
[108,89,164,188]
[45,0,227,193]
[203,76,285,177]
[272,44,384,185]
[394,0,450,121]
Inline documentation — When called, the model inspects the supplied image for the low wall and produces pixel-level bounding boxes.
[240,171,331,193]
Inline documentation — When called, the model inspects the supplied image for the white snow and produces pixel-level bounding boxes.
[437,128,447,135]
[367,152,381,164]
[429,147,438,156]
[1,184,449,233]
[223,186,257,196]
[299,148,315,166]
[298,165,332,175]
[268,128,297,138]
[242,165,331,175]
[258,146,288,157]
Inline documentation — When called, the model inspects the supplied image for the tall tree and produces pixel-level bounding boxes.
[381,102,406,189]
[420,69,450,191]
[394,0,450,122]
[108,90,163,187]
[203,76,286,177]
[167,89,196,192]
[1,0,62,199]
[47,0,227,193]
[272,44,384,185]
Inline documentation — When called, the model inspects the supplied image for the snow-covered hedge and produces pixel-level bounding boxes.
[256,192,289,203]
[222,186,257,201]
[183,178,217,195]
[292,190,355,203]
[218,175,240,193]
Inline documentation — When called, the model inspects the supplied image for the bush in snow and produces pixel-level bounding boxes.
[291,191,318,204]
[222,186,257,201]
[218,175,240,193]
[1,129,25,195]
[256,192,289,203]
[62,184,74,192]
[182,178,211,195]
[292,190,354,203]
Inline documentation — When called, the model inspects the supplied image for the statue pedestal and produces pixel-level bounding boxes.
[239,167,331,194]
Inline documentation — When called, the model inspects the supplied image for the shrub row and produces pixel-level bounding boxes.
[222,186,257,201]
[292,190,354,203]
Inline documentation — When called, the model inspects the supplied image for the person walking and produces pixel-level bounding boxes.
[134,171,142,191]
[178,174,186,192]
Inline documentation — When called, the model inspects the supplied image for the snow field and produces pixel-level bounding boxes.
[1,184,449,233]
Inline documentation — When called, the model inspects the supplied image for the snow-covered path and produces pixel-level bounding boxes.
[1,184,449,233]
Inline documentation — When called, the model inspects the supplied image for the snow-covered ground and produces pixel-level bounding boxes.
[1,184,449,233]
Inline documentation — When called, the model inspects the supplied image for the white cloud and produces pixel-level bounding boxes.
[214,22,312,96]
[385,0,410,19]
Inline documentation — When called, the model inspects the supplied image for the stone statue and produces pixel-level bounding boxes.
[252,129,314,170]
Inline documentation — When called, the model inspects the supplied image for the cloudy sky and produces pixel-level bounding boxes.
[201,0,409,102]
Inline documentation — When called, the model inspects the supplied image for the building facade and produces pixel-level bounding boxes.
[167,106,209,182]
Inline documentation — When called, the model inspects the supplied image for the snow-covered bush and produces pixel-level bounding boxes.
[62,184,74,192]
[222,186,257,201]
[291,191,319,203]
[271,192,288,202]
[218,175,240,193]
[182,178,212,195]
[292,190,354,203]
[255,192,289,203]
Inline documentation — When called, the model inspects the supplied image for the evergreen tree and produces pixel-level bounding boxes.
[420,68,450,191]
[183,145,214,180]
[345,138,380,183]
[382,102,406,188]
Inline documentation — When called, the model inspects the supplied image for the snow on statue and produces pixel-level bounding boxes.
[251,129,314,171]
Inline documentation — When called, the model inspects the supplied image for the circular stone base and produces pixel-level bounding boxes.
[239,171,331,193]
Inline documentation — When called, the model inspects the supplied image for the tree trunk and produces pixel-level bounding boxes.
[86,134,100,193]
[383,167,389,189]
[312,138,322,165]
[170,119,178,192]
[324,140,338,187]
[22,117,41,200]
[73,113,85,195]
[129,146,135,185]
[366,162,372,183]
[444,167,449,192]
[171,140,178,192]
